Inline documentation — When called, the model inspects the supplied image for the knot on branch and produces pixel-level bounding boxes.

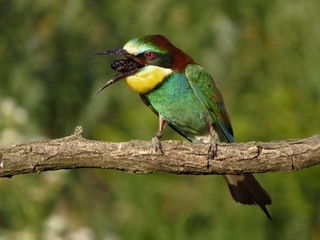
[63,126,85,142]
[73,126,84,138]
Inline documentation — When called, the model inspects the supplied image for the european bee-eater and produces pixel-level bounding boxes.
[92,35,272,219]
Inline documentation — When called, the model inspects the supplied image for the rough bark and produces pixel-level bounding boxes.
[0,126,319,178]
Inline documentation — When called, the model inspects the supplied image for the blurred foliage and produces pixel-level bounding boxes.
[0,0,320,239]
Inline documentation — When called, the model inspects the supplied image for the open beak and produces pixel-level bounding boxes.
[90,49,144,94]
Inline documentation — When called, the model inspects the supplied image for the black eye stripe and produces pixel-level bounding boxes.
[135,52,174,68]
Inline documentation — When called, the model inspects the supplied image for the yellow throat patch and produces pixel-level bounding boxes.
[125,66,172,94]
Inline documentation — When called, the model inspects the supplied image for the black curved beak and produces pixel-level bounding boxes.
[90,49,141,94]
[95,70,139,94]
[89,49,134,58]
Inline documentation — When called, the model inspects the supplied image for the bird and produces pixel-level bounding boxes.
[91,34,272,219]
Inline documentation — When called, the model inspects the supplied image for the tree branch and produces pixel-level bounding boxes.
[0,126,319,178]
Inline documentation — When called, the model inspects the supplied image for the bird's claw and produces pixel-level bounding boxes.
[152,137,164,155]
[208,137,217,159]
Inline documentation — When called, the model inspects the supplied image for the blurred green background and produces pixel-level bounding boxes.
[1,0,320,239]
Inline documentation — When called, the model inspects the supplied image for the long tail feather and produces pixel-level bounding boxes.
[223,174,272,219]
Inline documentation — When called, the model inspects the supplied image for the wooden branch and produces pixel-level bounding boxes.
[0,126,319,178]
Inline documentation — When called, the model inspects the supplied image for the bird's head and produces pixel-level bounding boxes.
[91,35,195,94]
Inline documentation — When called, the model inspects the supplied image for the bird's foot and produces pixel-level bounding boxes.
[207,136,217,159]
[152,136,164,155]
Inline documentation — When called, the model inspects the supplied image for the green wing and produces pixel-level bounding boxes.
[185,64,235,143]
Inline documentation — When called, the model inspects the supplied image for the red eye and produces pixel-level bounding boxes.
[145,52,155,59]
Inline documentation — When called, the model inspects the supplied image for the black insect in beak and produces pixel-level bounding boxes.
[90,49,145,94]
